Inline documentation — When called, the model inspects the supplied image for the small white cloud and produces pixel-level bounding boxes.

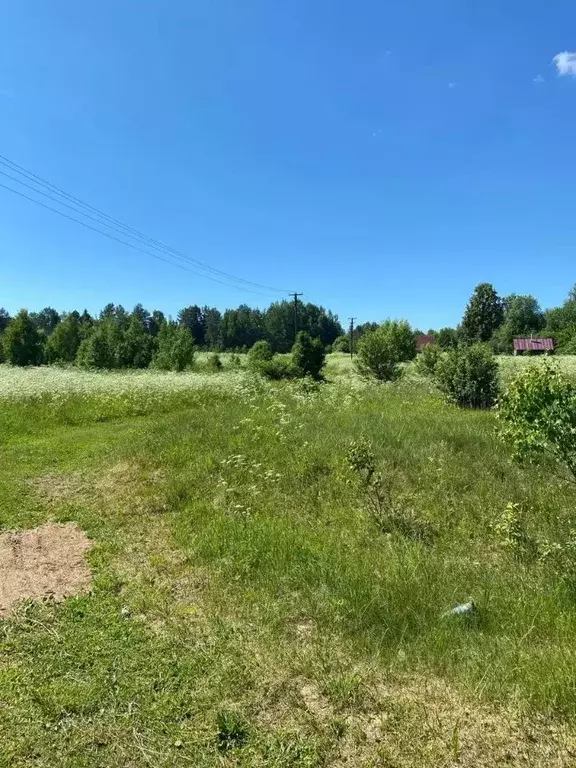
[553,51,576,77]
[533,74,545,84]
[372,128,383,137]
[448,82,456,89]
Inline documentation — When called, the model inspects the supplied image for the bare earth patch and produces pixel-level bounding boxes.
[0,523,92,616]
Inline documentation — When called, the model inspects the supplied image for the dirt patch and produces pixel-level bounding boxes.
[0,523,92,617]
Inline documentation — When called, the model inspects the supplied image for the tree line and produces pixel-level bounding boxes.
[437,283,576,354]
[2,282,576,369]
[334,283,576,356]
[0,300,343,369]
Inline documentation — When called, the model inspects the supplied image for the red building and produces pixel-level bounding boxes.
[513,337,554,355]
[415,334,436,351]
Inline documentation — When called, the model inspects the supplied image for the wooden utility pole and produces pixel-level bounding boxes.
[289,293,303,343]
[348,317,356,360]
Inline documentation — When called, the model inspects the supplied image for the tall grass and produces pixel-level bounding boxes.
[2,359,576,764]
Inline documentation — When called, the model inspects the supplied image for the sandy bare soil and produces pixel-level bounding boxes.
[0,522,92,616]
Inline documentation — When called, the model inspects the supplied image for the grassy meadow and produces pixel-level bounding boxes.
[2,356,576,766]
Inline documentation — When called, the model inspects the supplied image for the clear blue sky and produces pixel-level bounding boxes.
[1,0,575,329]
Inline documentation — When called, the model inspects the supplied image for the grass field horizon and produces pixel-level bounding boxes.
[2,356,576,766]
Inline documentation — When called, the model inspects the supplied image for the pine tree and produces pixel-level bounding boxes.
[460,283,504,344]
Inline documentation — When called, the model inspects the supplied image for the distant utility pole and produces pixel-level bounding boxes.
[348,317,356,360]
[289,292,303,343]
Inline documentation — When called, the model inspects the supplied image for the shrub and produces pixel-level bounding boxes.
[494,502,539,561]
[497,362,576,481]
[76,329,113,369]
[248,340,273,370]
[434,343,498,408]
[355,320,416,382]
[291,332,325,380]
[206,353,223,372]
[436,327,459,350]
[256,356,294,380]
[152,325,195,371]
[228,353,243,369]
[332,335,350,353]
[415,343,441,376]
[346,437,434,543]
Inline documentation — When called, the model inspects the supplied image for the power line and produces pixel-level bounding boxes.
[0,167,271,291]
[0,180,278,297]
[0,152,289,296]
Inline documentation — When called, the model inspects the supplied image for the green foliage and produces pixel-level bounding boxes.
[542,286,576,351]
[152,325,195,371]
[220,304,265,350]
[76,326,114,369]
[494,502,539,561]
[460,283,504,344]
[355,320,416,382]
[435,343,499,408]
[116,316,155,369]
[332,335,350,353]
[45,313,82,363]
[0,307,11,335]
[206,352,223,372]
[248,340,274,367]
[228,353,243,369]
[255,356,295,380]
[498,362,576,481]
[30,307,61,336]
[415,343,441,376]
[291,331,326,380]
[178,304,205,345]
[346,438,434,543]
[0,308,9,363]
[436,327,459,350]
[491,295,545,354]
[2,309,44,366]
[216,710,249,752]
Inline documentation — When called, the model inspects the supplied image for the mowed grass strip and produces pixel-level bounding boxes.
[1,362,576,765]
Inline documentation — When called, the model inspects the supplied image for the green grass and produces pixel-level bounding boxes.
[2,359,576,765]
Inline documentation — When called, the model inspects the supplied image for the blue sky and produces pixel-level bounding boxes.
[1,0,576,329]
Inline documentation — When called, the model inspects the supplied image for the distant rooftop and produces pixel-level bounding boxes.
[513,337,554,352]
[415,334,436,350]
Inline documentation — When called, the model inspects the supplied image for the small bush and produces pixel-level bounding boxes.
[291,332,326,380]
[206,353,223,372]
[256,356,295,380]
[248,340,273,370]
[434,343,498,408]
[228,353,243,369]
[497,362,576,481]
[346,438,434,544]
[494,502,539,561]
[355,320,416,382]
[415,343,441,376]
[332,335,350,353]
[152,325,195,371]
